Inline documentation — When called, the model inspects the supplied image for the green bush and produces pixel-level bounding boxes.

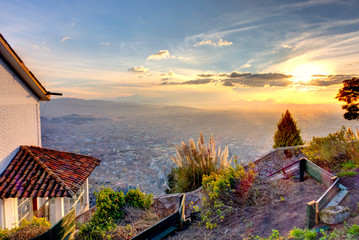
[78,188,125,239]
[302,126,359,171]
[289,227,316,240]
[200,160,256,229]
[167,133,231,193]
[77,187,154,240]
[273,110,304,149]
[202,160,256,203]
[125,188,153,209]
[0,216,51,240]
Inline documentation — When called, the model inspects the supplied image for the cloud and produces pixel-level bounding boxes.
[32,44,50,51]
[161,78,214,85]
[194,38,233,47]
[309,75,354,86]
[61,36,71,43]
[222,73,292,87]
[99,42,110,46]
[160,70,174,80]
[281,44,297,50]
[128,66,149,74]
[198,73,215,78]
[160,72,292,88]
[147,50,171,60]
[226,71,251,78]
[160,70,174,77]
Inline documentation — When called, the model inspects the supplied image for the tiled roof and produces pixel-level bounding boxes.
[0,146,101,199]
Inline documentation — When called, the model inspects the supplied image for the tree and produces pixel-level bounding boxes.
[273,110,304,148]
[336,77,359,120]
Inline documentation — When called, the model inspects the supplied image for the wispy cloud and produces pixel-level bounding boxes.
[61,36,71,43]
[99,41,110,46]
[161,72,292,88]
[161,78,214,85]
[147,50,172,60]
[160,70,174,80]
[194,38,233,47]
[128,66,149,73]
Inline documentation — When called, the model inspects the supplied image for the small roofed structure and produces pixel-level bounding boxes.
[0,146,100,199]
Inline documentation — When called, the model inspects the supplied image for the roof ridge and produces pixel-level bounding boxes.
[28,145,101,164]
[21,146,76,197]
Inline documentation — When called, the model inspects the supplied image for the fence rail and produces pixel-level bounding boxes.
[131,194,186,240]
[31,207,76,240]
[299,158,348,229]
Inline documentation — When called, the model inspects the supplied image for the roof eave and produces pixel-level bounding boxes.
[0,34,50,101]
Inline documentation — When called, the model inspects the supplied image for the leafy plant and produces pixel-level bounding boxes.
[273,110,304,148]
[289,227,317,240]
[200,159,256,229]
[302,126,359,171]
[167,133,231,193]
[125,188,153,210]
[77,187,154,240]
[77,188,126,239]
[0,216,51,240]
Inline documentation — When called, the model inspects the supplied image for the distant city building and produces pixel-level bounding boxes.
[0,34,100,229]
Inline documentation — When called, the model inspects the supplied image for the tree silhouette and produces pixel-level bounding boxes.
[273,110,304,148]
[336,77,359,120]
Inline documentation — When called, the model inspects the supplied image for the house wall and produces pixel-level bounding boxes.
[0,56,41,229]
[0,56,41,174]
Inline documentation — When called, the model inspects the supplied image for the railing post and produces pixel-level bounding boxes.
[306,200,316,229]
[299,158,306,182]
[178,194,185,230]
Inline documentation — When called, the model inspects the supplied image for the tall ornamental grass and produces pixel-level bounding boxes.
[167,133,231,193]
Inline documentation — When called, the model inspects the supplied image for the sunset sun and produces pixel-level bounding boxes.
[289,63,331,83]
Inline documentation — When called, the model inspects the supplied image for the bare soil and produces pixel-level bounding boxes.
[169,172,359,240]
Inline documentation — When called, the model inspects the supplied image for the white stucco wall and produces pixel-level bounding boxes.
[0,56,41,174]
[0,56,41,229]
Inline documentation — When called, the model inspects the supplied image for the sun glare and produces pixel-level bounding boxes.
[289,63,331,83]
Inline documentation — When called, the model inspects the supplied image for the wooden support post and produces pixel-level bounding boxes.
[306,200,316,229]
[331,176,338,184]
[178,194,185,230]
[299,158,306,182]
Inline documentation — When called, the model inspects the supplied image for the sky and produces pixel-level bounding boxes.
[1,0,359,110]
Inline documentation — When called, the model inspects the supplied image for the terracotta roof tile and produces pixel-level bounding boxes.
[0,146,100,198]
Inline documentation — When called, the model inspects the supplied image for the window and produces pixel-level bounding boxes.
[18,198,32,223]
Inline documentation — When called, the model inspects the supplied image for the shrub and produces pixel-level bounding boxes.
[302,126,359,171]
[289,227,316,240]
[0,216,51,240]
[167,133,231,193]
[273,110,304,148]
[202,160,256,203]
[77,188,125,239]
[125,188,153,209]
[77,187,154,240]
[200,159,256,229]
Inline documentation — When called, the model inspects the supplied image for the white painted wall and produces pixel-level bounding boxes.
[1,198,18,229]
[0,57,41,173]
[0,57,41,229]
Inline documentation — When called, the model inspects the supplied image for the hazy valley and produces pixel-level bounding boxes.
[40,98,358,196]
